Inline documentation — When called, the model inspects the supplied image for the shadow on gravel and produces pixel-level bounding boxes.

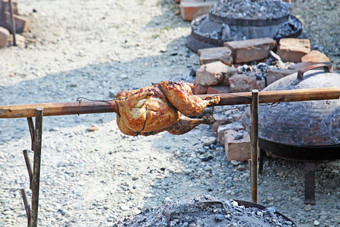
[141,132,340,226]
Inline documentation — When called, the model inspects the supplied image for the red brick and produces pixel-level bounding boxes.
[3,12,30,33]
[212,119,232,135]
[224,130,251,162]
[217,123,244,144]
[301,50,330,63]
[180,0,217,21]
[0,0,18,16]
[224,38,276,63]
[266,68,297,85]
[277,38,311,63]
[229,73,265,92]
[198,47,233,66]
[195,61,225,86]
[206,85,231,94]
[0,26,9,47]
[193,82,208,95]
[195,61,237,87]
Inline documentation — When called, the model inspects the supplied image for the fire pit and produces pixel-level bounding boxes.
[116,196,296,226]
[186,0,302,52]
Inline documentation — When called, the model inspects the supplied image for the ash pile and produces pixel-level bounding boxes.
[186,0,302,52]
[115,196,296,227]
[212,0,290,20]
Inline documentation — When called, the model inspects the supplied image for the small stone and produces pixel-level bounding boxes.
[109,91,116,98]
[57,209,66,216]
[214,214,224,222]
[120,205,129,211]
[256,211,263,217]
[201,136,217,146]
[164,197,172,203]
[313,220,320,226]
[267,196,274,201]
[237,165,246,171]
[230,160,239,166]
[336,203,340,209]
[201,156,213,162]
[183,169,191,175]
[304,204,312,212]
[87,125,98,132]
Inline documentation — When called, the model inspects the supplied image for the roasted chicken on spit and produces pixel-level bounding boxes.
[115,81,220,136]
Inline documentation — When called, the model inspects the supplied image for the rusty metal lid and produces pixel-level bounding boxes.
[259,65,340,146]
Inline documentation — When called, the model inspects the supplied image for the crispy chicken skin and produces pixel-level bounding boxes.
[115,81,219,136]
[159,81,220,117]
[115,84,180,136]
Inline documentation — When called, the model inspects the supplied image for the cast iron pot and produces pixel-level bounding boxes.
[258,64,340,160]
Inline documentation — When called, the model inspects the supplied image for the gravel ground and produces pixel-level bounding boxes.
[0,0,339,226]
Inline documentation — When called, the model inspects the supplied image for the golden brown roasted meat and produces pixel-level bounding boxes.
[159,81,220,117]
[115,81,219,136]
[167,114,215,135]
[115,84,180,136]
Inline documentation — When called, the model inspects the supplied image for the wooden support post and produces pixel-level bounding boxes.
[20,189,31,225]
[23,150,33,189]
[29,108,43,227]
[250,90,259,203]
[304,161,316,205]
[8,0,17,46]
[27,118,35,150]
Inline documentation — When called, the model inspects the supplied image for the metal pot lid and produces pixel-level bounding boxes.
[259,66,340,146]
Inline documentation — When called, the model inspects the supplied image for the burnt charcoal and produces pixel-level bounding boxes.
[235,133,244,140]
[201,156,214,162]
[115,196,296,227]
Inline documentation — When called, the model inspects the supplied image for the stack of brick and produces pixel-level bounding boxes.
[0,0,30,47]
[192,37,332,162]
[194,37,332,96]
[194,38,277,95]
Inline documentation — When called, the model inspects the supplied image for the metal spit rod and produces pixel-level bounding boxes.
[0,87,339,118]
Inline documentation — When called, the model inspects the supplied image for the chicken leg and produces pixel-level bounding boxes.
[159,81,220,117]
[167,114,216,135]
